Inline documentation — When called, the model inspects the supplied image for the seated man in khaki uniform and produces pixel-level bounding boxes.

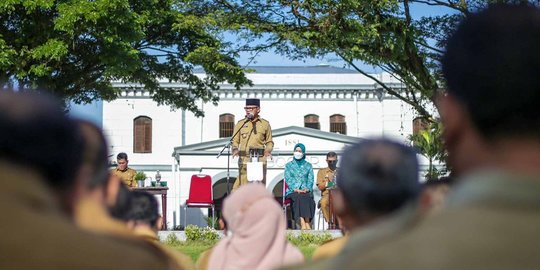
[316,151,338,224]
[112,152,138,187]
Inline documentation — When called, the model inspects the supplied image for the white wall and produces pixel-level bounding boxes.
[102,71,437,229]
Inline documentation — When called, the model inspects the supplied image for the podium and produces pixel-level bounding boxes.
[247,148,264,182]
[328,187,339,230]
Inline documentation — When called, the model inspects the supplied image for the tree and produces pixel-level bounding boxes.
[408,120,447,179]
[208,0,539,120]
[0,0,250,116]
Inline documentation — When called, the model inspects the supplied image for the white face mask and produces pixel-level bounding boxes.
[293,152,304,160]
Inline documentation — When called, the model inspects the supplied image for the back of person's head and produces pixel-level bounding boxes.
[442,4,540,140]
[0,91,83,190]
[109,182,132,221]
[124,191,160,227]
[76,120,110,189]
[337,138,420,217]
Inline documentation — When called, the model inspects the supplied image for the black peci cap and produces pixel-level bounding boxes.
[246,98,260,107]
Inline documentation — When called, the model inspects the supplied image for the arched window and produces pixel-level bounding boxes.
[330,114,347,135]
[413,117,429,135]
[304,114,320,130]
[219,113,235,138]
[133,116,152,153]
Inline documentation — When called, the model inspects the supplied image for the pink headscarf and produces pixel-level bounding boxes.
[207,184,304,270]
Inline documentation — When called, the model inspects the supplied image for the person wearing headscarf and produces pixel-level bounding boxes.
[207,184,304,270]
[284,143,316,230]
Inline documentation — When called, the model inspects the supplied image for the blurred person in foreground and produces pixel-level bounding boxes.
[73,120,132,236]
[302,139,421,264]
[123,191,195,270]
[0,91,172,270]
[309,4,540,269]
[208,183,304,270]
[420,176,453,217]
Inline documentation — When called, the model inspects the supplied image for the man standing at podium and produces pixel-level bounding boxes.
[231,98,274,191]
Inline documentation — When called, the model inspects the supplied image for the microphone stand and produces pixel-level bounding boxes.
[217,117,250,195]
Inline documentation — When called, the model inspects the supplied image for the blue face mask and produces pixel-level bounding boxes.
[293,152,304,160]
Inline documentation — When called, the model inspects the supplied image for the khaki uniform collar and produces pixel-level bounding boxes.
[116,167,131,172]
[247,115,261,122]
[133,227,159,243]
[322,167,336,173]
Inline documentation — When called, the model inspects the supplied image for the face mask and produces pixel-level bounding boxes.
[328,160,337,170]
[293,152,304,160]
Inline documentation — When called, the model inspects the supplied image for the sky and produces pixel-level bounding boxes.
[69,2,455,124]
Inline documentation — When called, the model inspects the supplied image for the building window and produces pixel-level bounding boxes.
[219,113,235,138]
[134,116,152,153]
[412,117,430,135]
[304,114,320,130]
[330,114,347,135]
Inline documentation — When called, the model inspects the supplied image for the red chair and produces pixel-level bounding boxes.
[281,180,293,228]
[184,174,215,228]
[282,180,292,214]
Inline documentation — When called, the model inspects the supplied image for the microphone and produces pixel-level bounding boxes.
[246,113,256,134]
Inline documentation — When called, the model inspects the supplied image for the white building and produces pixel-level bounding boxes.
[102,65,433,229]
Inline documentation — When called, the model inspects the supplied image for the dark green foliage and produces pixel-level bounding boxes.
[0,0,251,116]
[205,0,540,119]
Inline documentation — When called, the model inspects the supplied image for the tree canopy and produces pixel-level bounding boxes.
[0,0,250,116]
[208,0,539,120]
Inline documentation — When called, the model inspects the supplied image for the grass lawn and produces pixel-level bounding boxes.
[162,228,330,263]
[167,242,318,262]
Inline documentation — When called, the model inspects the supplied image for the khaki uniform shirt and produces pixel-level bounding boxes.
[311,235,349,261]
[296,170,540,270]
[0,163,175,270]
[316,167,336,196]
[232,116,274,161]
[112,167,137,187]
[231,116,273,189]
[74,197,132,237]
[285,203,421,270]
[195,248,213,270]
[134,227,196,270]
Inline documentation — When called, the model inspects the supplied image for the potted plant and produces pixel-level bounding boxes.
[135,171,147,187]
